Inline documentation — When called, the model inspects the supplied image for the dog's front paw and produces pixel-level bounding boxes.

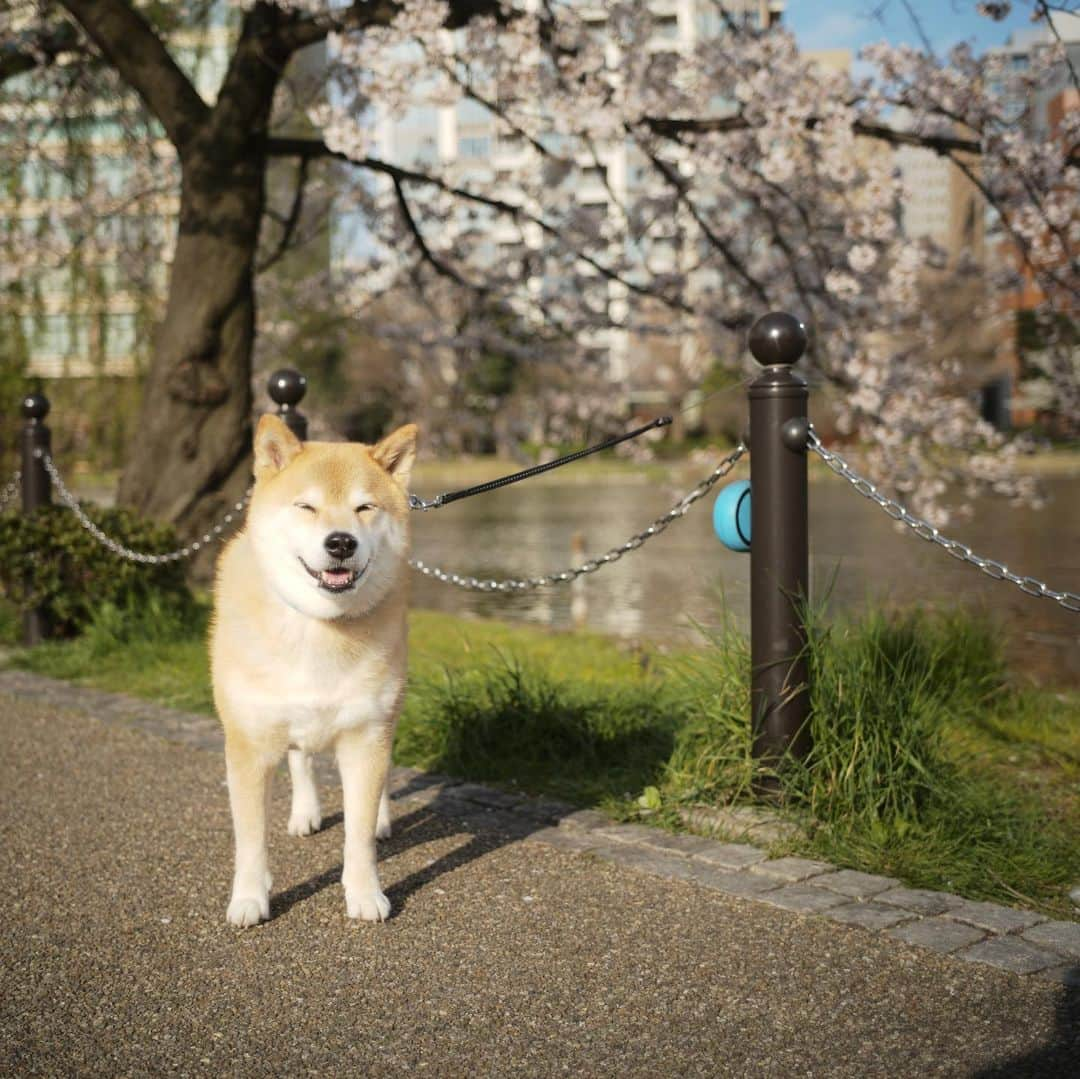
[375,815,392,841]
[227,891,269,928]
[345,887,391,922]
[288,808,322,837]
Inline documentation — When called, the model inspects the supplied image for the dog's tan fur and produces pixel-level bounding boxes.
[210,415,417,927]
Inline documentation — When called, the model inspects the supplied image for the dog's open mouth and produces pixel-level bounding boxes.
[299,558,365,593]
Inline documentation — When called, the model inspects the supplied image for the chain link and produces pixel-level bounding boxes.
[0,469,20,510]
[409,444,747,591]
[807,428,1080,614]
[38,452,249,563]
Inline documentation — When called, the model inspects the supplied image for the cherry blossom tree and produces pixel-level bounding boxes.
[1,0,1076,540]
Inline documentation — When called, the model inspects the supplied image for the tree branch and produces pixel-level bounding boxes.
[391,174,481,292]
[58,0,209,151]
[638,139,770,305]
[257,155,311,274]
[643,113,1080,168]
[266,136,710,322]
[278,0,508,53]
[0,18,83,84]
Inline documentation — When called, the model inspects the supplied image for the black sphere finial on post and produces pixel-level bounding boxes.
[20,390,53,646]
[748,311,808,367]
[747,311,811,789]
[267,368,308,440]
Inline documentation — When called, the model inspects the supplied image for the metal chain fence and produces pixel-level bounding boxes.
[31,445,747,585]
[808,428,1080,614]
[409,444,747,592]
[39,452,250,564]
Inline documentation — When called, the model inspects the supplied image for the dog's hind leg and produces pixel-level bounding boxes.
[224,731,274,928]
[287,748,322,837]
[376,777,392,840]
[336,726,393,922]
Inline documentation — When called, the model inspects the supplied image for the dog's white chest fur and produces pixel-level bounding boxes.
[217,620,403,754]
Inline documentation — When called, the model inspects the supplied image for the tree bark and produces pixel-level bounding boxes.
[116,136,266,575]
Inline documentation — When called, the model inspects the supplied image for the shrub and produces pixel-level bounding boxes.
[0,503,194,638]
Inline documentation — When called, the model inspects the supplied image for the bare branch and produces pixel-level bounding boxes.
[1035,0,1080,98]
[278,0,508,53]
[0,17,83,84]
[391,173,480,292]
[637,139,770,305]
[644,112,1080,168]
[58,0,209,151]
[266,136,719,323]
[257,156,311,274]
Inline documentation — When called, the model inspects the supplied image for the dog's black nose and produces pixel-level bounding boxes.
[324,531,358,560]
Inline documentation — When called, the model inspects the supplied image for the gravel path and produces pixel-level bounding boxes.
[1,688,1077,1077]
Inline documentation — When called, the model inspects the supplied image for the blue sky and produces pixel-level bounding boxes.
[785,0,1039,56]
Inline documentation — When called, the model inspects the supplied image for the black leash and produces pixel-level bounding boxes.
[409,415,672,511]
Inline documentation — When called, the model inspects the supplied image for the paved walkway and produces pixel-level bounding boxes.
[1,672,1077,1077]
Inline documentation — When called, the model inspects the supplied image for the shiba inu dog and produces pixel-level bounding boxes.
[210,414,418,927]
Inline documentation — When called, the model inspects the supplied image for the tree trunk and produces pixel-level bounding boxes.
[117,140,266,577]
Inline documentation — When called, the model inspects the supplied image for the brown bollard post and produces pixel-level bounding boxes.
[20,391,52,646]
[748,312,811,788]
[267,369,308,440]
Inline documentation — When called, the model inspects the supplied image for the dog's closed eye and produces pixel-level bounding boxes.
[294,502,317,513]
[355,504,377,514]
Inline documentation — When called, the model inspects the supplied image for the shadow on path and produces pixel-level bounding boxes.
[268,778,545,923]
[974,985,1079,1077]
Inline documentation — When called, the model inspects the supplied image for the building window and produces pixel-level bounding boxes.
[459,136,491,159]
[653,14,679,40]
[105,312,138,359]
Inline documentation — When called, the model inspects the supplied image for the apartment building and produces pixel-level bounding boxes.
[365,0,785,396]
[1,15,238,381]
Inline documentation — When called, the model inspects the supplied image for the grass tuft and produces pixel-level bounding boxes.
[399,651,681,805]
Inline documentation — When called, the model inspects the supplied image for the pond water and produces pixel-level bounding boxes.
[410,465,1080,687]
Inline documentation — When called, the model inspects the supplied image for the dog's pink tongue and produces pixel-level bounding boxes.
[322,568,352,585]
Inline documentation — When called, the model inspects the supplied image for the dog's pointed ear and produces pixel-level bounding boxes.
[253,414,303,482]
[371,424,418,489]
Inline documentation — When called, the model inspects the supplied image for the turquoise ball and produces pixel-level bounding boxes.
[713,480,751,552]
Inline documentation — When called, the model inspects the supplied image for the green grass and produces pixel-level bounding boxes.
[1,596,1076,917]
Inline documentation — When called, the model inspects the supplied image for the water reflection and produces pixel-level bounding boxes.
[411,470,1080,687]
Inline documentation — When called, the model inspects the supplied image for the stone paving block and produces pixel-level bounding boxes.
[689,867,783,899]
[758,883,848,914]
[816,870,901,899]
[633,831,719,859]
[388,765,424,790]
[595,823,665,846]
[822,902,918,931]
[394,784,458,810]
[444,806,533,839]
[749,857,835,883]
[956,937,1062,975]
[690,842,767,870]
[523,828,605,855]
[594,842,701,883]
[679,805,799,844]
[945,899,1047,935]
[440,783,525,810]
[557,809,611,832]
[511,797,577,824]
[1038,964,1080,987]
[875,887,963,917]
[889,917,986,955]
[1021,919,1080,961]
